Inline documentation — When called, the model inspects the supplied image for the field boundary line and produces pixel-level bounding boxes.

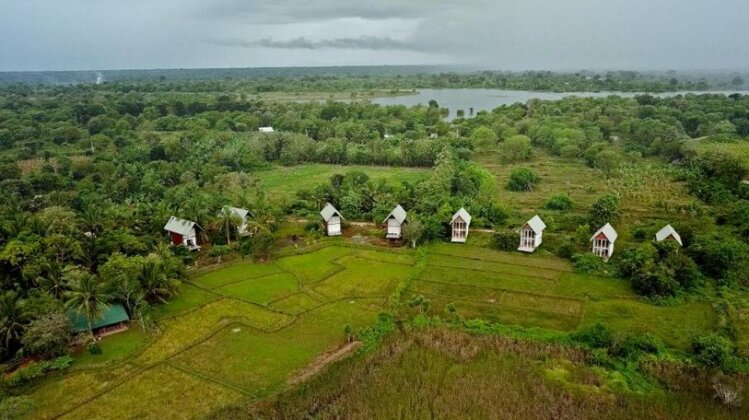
[164,360,255,397]
[417,278,586,304]
[428,249,572,272]
[425,261,559,282]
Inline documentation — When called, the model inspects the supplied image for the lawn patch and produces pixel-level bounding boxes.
[269,292,322,315]
[152,283,220,319]
[426,253,560,280]
[72,327,150,368]
[190,262,283,289]
[311,256,413,299]
[354,249,417,266]
[215,272,299,305]
[420,265,554,295]
[429,243,571,271]
[553,272,637,299]
[276,246,355,283]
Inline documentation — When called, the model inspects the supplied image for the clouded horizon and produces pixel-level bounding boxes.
[1,0,747,72]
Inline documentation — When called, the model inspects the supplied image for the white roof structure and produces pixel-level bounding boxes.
[164,216,197,235]
[524,215,546,233]
[320,203,344,222]
[383,205,407,224]
[450,208,472,226]
[655,224,683,246]
[225,206,250,220]
[258,126,274,133]
[590,223,618,242]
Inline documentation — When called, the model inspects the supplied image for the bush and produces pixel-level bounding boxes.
[506,168,539,191]
[21,313,71,359]
[692,334,737,371]
[612,333,664,358]
[491,230,517,251]
[544,193,574,211]
[4,356,73,387]
[572,253,603,274]
[572,322,613,349]
[588,194,620,228]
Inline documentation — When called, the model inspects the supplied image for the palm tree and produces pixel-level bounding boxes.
[35,260,67,300]
[65,272,111,340]
[217,206,242,245]
[0,291,29,357]
[139,260,179,304]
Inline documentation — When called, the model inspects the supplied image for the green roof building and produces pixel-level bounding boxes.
[69,303,130,333]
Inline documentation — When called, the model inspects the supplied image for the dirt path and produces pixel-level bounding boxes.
[288,341,362,385]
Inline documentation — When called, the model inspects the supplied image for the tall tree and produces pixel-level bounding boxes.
[0,291,29,357]
[65,272,111,340]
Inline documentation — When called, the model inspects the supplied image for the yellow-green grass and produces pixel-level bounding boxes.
[353,249,417,266]
[276,246,355,283]
[552,272,637,299]
[417,281,583,318]
[152,283,220,319]
[72,327,150,369]
[582,299,717,350]
[428,243,571,271]
[254,164,430,200]
[190,261,282,290]
[269,292,322,315]
[687,139,749,177]
[214,272,299,305]
[420,265,555,295]
[63,364,245,420]
[170,300,382,395]
[426,253,560,280]
[311,256,414,299]
[27,364,141,419]
[136,299,293,365]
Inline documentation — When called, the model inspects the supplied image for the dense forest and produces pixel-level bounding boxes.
[2,76,749,411]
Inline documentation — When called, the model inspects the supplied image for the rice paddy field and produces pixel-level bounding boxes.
[22,243,726,418]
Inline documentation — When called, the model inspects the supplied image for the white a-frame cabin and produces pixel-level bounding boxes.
[320,203,344,236]
[224,206,251,236]
[450,208,472,243]
[591,223,618,260]
[655,224,683,246]
[518,215,546,252]
[383,205,407,239]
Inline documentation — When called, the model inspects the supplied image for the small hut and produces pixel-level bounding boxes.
[590,223,618,260]
[518,215,546,252]
[69,303,130,336]
[224,206,251,236]
[258,126,275,133]
[655,224,682,246]
[450,208,472,243]
[383,205,407,239]
[164,216,201,250]
[320,203,344,236]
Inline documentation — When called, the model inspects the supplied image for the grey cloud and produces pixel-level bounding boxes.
[207,36,430,52]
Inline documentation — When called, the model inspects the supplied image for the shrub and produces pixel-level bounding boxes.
[572,322,613,349]
[21,312,71,359]
[572,253,603,274]
[544,193,573,211]
[692,334,737,371]
[588,194,620,228]
[0,396,35,420]
[491,230,517,251]
[503,135,532,161]
[506,168,539,191]
[612,333,664,358]
[4,356,73,387]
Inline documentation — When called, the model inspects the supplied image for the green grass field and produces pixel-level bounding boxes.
[23,244,722,417]
[686,139,749,179]
[254,164,430,200]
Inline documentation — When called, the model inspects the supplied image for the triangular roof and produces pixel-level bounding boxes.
[590,223,618,242]
[163,216,197,235]
[655,224,683,246]
[258,126,274,132]
[450,208,472,226]
[383,205,407,224]
[225,206,250,220]
[69,303,129,333]
[523,215,546,233]
[320,202,344,222]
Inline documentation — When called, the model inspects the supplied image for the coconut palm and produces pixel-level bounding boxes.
[0,291,29,357]
[35,260,67,300]
[139,259,179,304]
[217,206,242,245]
[65,272,111,340]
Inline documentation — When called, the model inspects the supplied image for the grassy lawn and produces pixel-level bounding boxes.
[254,164,430,200]
[22,244,721,417]
[216,272,299,305]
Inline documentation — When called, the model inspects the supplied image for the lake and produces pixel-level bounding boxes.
[370,88,746,120]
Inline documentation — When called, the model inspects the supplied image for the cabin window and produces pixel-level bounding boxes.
[593,238,610,257]
[453,221,466,238]
[520,228,535,248]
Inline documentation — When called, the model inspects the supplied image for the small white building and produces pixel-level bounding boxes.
[450,208,471,243]
[164,216,201,251]
[258,126,275,133]
[590,223,618,260]
[518,215,546,252]
[320,203,344,236]
[383,205,407,239]
[224,206,251,236]
[655,224,682,246]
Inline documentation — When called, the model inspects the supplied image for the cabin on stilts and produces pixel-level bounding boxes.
[320,203,344,236]
[518,215,546,252]
[450,208,472,243]
[383,205,407,239]
[224,206,251,236]
[655,224,682,246]
[590,223,618,260]
[164,216,201,251]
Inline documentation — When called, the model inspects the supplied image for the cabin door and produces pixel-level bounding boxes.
[520,229,535,248]
[387,218,400,235]
[329,216,341,235]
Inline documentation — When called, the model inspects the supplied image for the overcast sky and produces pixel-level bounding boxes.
[1,0,747,72]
